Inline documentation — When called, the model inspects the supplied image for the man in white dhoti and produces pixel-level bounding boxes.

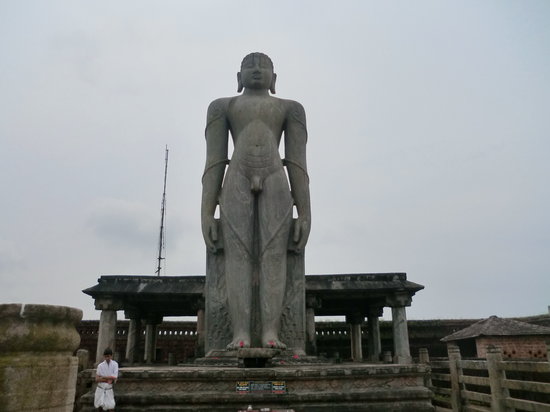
[94,348,118,411]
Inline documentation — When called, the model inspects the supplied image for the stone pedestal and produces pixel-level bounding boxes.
[0,304,82,412]
[79,363,434,411]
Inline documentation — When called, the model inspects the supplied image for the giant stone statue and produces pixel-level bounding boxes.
[201,53,311,354]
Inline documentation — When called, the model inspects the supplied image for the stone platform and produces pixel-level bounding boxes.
[78,363,434,411]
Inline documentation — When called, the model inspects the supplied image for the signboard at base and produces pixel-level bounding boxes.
[236,381,287,394]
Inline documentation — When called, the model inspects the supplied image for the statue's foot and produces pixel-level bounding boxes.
[263,337,287,350]
[226,337,250,350]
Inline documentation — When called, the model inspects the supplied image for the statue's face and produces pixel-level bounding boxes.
[240,54,274,90]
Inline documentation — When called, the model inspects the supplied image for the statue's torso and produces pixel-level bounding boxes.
[227,95,287,179]
[219,94,293,249]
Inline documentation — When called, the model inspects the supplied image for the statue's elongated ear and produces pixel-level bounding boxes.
[237,72,243,93]
[270,73,277,94]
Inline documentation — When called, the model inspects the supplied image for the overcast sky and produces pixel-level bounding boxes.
[1,1,549,321]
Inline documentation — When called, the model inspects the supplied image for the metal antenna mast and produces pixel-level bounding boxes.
[156,146,169,276]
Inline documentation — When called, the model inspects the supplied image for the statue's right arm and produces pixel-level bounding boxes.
[201,98,229,252]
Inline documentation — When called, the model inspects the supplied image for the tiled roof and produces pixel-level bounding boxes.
[441,315,550,342]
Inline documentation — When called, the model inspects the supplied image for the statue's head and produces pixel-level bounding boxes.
[237,52,277,94]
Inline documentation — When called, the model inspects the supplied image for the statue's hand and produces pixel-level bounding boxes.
[291,216,310,254]
[201,216,219,254]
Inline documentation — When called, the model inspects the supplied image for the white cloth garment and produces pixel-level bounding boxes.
[94,359,118,410]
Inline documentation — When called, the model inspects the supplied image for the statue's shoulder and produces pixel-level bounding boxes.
[207,97,232,115]
[206,97,233,126]
[281,98,306,124]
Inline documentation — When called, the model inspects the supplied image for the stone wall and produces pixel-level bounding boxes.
[77,320,197,366]
[476,336,549,359]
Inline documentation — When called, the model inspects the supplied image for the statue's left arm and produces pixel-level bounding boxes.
[284,100,311,253]
[201,98,229,253]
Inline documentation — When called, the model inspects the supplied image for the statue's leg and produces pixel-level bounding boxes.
[219,169,255,350]
[258,170,293,349]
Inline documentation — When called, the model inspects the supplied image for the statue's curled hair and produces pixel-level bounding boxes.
[241,52,274,70]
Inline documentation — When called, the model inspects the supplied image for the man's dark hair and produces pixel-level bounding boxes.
[103,348,113,356]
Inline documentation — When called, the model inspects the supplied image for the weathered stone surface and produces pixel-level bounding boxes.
[0,303,82,352]
[76,349,90,371]
[78,363,434,411]
[238,348,281,359]
[0,303,82,412]
[202,53,310,354]
[96,308,117,362]
[205,247,306,355]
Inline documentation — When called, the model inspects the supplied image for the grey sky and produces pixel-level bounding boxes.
[1,1,549,320]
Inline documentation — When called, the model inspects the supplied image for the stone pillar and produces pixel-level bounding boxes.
[387,293,412,364]
[418,348,432,388]
[144,323,157,364]
[391,306,411,364]
[447,344,464,411]
[486,345,512,412]
[367,306,383,362]
[94,297,122,364]
[76,349,89,372]
[196,305,205,358]
[96,310,117,363]
[125,317,141,365]
[144,314,162,364]
[346,313,364,362]
[418,347,429,363]
[306,307,316,355]
[305,296,320,356]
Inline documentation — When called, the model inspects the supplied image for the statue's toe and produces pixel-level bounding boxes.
[227,338,250,350]
[264,338,287,350]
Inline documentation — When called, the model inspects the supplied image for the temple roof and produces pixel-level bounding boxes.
[83,273,424,317]
[83,273,423,297]
[306,273,424,293]
[83,275,205,296]
[441,315,550,342]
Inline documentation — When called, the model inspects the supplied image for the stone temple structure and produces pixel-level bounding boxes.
[81,53,433,411]
[83,273,424,364]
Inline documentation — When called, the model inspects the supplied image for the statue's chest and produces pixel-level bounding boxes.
[228,98,286,129]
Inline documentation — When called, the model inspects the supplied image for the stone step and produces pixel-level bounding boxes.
[77,363,434,411]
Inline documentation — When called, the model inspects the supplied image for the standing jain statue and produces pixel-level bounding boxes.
[201,52,311,351]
